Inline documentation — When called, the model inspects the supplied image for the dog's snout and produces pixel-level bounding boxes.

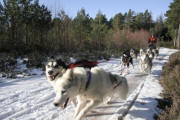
[48,71,53,75]
[54,102,59,107]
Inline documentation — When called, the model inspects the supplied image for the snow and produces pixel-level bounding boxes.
[16,58,44,76]
[124,48,179,120]
[0,48,178,120]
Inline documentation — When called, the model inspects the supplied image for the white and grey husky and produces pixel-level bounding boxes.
[45,57,98,106]
[139,48,152,73]
[53,67,128,120]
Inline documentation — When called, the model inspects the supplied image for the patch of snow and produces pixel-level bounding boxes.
[70,57,77,63]
[123,48,179,120]
[0,47,178,120]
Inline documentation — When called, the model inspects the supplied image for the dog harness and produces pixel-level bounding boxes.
[68,61,95,91]
[68,63,92,91]
[109,73,122,89]
[68,61,98,69]
[113,81,122,89]
[85,71,92,91]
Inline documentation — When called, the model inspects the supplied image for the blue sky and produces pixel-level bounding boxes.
[0,0,173,20]
[39,0,173,20]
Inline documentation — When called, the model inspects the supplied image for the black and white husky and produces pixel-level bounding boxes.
[120,50,134,74]
[146,47,154,60]
[152,48,159,57]
[46,57,97,86]
[130,48,138,59]
[45,57,68,87]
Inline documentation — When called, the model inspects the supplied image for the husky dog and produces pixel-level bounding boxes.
[53,67,128,120]
[152,48,159,57]
[120,50,134,74]
[46,57,98,107]
[146,48,154,60]
[46,57,98,85]
[130,48,138,59]
[46,57,68,87]
[139,48,152,73]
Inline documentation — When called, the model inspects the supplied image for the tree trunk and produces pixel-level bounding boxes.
[177,24,180,49]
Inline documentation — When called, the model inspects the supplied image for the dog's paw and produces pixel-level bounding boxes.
[105,97,112,104]
[106,101,111,104]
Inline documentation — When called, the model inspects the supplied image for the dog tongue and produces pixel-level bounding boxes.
[49,75,55,80]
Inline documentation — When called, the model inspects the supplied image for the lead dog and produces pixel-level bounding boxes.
[53,67,128,120]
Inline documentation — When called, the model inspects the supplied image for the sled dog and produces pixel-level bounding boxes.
[130,48,138,59]
[146,48,154,60]
[46,57,97,87]
[46,57,98,107]
[46,57,67,87]
[139,48,152,73]
[120,50,134,74]
[152,48,159,57]
[53,67,128,120]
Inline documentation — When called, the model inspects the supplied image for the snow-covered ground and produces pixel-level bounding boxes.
[123,48,178,120]
[0,48,178,120]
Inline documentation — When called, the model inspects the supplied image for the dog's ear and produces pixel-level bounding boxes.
[56,58,62,64]
[50,56,54,59]
[47,56,54,60]
[57,58,67,69]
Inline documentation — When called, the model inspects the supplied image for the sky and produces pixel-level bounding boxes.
[38,0,173,20]
[0,0,173,20]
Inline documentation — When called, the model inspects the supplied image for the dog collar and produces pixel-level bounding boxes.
[85,71,92,91]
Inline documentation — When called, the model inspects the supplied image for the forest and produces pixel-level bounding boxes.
[0,0,179,57]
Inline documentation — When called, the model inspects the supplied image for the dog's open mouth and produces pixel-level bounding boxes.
[48,73,59,81]
[48,75,55,80]
[62,98,69,109]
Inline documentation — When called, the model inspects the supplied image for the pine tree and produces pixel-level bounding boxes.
[165,0,180,39]
[143,10,153,31]
[89,11,109,50]
[112,13,124,30]
[72,8,91,50]
[124,9,135,30]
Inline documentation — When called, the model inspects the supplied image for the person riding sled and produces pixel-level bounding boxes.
[148,35,157,49]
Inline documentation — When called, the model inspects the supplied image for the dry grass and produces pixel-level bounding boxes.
[158,51,180,120]
[111,29,150,51]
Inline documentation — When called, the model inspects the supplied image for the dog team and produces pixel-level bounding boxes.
[45,46,159,120]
